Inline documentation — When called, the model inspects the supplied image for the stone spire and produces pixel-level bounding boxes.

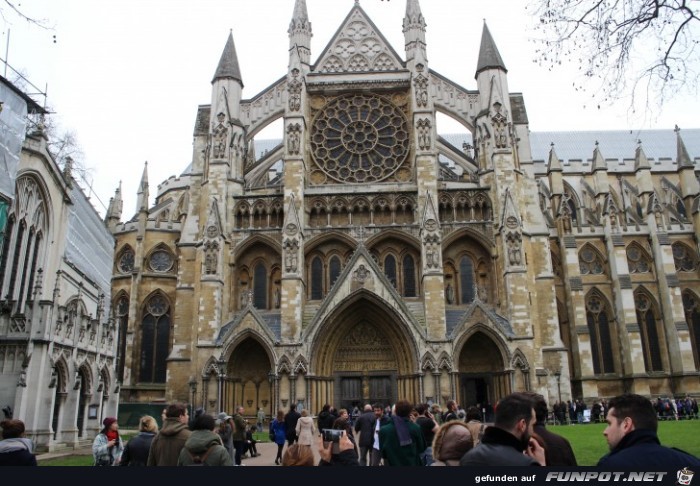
[136,162,149,213]
[676,125,694,169]
[475,22,507,78]
[105,181,123,227]
[403,0,427,65]
[289,0,312,67]
[592,141,608,172]
[212,31,243,86]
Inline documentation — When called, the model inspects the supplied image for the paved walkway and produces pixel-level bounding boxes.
[37,440,322,466]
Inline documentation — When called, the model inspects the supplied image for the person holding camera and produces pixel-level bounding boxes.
[318,429,360,466]
[415,403,439,466]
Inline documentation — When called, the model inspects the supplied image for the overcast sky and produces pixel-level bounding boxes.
[5,0,700,219]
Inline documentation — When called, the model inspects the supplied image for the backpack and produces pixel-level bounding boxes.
[186,445,215,466]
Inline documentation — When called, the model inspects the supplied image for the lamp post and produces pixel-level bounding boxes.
[554,370,561,403]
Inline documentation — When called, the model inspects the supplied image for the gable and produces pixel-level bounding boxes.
[313,6,405,74]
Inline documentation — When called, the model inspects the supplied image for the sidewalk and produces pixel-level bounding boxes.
[36,440,321,466]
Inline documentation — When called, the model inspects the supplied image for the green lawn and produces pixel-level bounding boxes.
[549,420,700,466]
[38,421,700,466]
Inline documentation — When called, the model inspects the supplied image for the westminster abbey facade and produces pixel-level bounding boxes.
[108,0,700,419]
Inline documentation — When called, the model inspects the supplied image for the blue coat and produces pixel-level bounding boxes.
[597,429,700,469]
[271,418,286,446]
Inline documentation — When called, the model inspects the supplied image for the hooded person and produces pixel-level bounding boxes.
[178,413,232,466]
[0,419,36,466]
[430,421,473,466]
[147,402,192,466]
[216,412,234,461]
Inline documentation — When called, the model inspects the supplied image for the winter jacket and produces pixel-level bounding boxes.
[459,426,540,466]
[295,416,317,446]
[0,437,36,466]
[216,422,233,459]
[318,449,360,466]
[533,423,577,466]
[284,410,301,441]
[431,421,473,466]
[177,429,233,466]
[146,418,192,466]
[232,413,246,442]
[317,410,337,432]
[119,431,155,466]
[92,432,124,466]
[378,417,426,466]
[272,419,287,446]
[597,429,700,469]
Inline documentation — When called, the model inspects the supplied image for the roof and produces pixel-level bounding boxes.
[212,32,243,85]
[475,23,507,77]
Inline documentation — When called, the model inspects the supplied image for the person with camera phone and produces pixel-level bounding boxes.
[318,429,360,466]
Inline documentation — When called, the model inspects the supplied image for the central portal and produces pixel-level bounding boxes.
[334,321,397,409]
[310,293,418,412]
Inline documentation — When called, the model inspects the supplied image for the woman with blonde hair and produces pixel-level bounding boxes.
[120,415,158,466]
[295,409,317,448]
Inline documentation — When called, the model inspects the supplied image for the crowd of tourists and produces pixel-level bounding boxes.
[1,393,699,467]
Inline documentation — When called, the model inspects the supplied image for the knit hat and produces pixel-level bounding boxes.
[102,417,118,428]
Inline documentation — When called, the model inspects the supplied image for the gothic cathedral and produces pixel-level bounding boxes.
[108,0,700,419]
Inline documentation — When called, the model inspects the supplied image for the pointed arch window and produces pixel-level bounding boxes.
[627,244,651,274]
[139,294,170,383]
[579,246,605,275]
[116,295,130,382]
[254,263,267,309]
[682,290,700,369]
[459,256,475,305]
[564,193,578,223]
[329,256,341,288]
[384,255,397,289]
[634,291,663,372]
[403,255,416,297]
[672,242,698,272]
[585,293,615,374]
[0,216,13,280]
[311,257,323,300]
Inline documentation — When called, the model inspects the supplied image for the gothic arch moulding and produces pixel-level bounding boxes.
[308,290,420,376]
[453,323,510,370]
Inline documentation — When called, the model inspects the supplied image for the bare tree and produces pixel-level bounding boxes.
[528,0,700,111]
[0,0,50,29]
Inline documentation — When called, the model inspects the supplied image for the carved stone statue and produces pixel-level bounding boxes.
[445,283,454,304]
[212,112,228,159]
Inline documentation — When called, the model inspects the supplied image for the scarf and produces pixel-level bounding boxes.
[106,430,119,444]
[392,415,412,447]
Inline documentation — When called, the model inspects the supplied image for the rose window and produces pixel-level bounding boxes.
[310,94,410,183]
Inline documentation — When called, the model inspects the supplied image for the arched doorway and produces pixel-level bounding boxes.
[457,331,508,416]
[310,293,419,411]
[224,337,274,417]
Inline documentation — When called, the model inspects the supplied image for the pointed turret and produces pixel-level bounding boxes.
[105,181,123,228]
[212,31,243,86]
[634,142,654,196]
[289,0,312,67]
[403,0,427,66]
[136,162,149,214]
[547,144,564,196]
[591,142,609,195]
[676,126,700,198]
[475,22,507,78]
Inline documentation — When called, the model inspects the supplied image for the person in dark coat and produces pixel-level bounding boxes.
[354,404,376,466]
[284,404,301,447]
[0,419,36,466]
[523,392,577,466]
[379,400,426,466]
[597,394,700,469]
[120,415,158,466]
[317,404,337,433]
[459,392,545,466]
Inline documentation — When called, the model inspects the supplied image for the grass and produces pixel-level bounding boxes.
[38,420,700,466]
[550,420,700,466]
